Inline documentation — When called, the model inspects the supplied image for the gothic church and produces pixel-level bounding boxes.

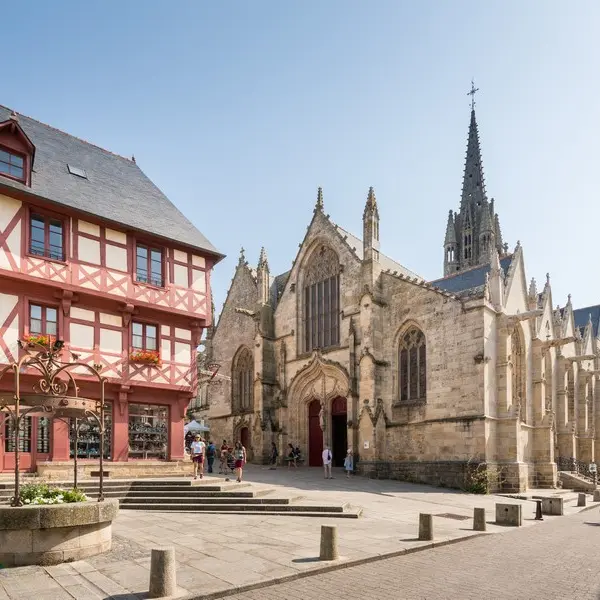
[202,103,600,492]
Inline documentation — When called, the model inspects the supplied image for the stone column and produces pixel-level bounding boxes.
[112,391,130,462]
[50,419,70,461]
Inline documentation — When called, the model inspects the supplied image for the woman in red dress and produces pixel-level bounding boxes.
[233,441,247,483]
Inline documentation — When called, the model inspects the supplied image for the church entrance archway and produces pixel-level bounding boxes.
[240,427,250,450]
[308,399,323,466]
[331,396,347,467]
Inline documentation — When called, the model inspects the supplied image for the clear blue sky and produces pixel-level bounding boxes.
[3,1,600,314]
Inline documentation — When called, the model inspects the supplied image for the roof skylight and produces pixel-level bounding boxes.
[67,164,87,179]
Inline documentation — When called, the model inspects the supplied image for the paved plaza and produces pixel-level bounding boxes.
[0,466,591,599]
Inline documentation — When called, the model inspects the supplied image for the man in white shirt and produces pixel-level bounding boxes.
[322,445,333,479]
[191,435,206,480]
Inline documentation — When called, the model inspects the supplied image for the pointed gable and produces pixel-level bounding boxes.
[573,304,600,338]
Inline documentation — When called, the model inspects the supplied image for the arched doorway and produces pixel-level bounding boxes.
[240,427,250,450]
[308,399,323,466]
[331,396,347,467]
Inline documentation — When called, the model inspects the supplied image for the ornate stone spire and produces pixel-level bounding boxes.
[460,105,487,212]
[315,187,324,211]
[258,246,269,271]
[528,277,538,310]
[363,186,380,263]
[444,210,457,245]
[363,186,379,218]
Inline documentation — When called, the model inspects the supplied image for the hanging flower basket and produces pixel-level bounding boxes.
[129,350,161,366]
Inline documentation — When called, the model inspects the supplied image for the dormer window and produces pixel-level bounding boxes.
[0,148,25,181]
[0,114,35,186]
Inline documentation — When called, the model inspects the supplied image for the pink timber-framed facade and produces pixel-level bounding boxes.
[0,106,222,473]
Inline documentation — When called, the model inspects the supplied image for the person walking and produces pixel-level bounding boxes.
[191,435,206,480]
[322,445,333,479]
[344,449,353,478]
[234,441,247,483]
[206,440,216,474]
[269,441,278,469]
[219,439,229,474]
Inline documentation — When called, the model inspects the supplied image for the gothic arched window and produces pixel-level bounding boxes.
[511,327,525,421]
[232,347,253,412]
[398,327,426,402]
[303,246,340,352]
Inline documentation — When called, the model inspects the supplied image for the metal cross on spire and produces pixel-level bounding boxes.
[467,79,479,110]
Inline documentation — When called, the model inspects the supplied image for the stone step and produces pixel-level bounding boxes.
[118,502,346,513]
[119,506,362,518]
[119,496,292,505]
[0,483,253,494]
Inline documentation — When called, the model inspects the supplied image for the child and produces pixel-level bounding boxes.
[344,449,353,478]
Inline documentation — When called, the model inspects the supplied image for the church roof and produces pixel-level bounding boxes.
[431,256,512,295]
[333,224,422,279]
[573,305,600,338]
[0,105,221,257]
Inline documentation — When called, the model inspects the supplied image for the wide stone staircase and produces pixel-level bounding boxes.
[0,478,361,518]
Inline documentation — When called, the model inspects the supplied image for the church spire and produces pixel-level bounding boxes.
[256,246,270,305]
[363,186,380,262]
[442,83,506,275]
[315,187,324,212]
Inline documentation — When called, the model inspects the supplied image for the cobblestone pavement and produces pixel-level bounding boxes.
[0,468,592,599]
[214,507,600,600]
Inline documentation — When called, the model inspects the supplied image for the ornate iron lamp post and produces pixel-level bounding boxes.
[0,338,107,506]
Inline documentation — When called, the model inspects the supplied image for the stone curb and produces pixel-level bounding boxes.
[180,532,489,600]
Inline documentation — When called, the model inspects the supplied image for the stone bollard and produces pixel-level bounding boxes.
[495,503,522,526]
[149,547,177,599]
[594,490,600,502]
[473,507,486,531]
[578,493,587,507]
[319,525,339,561]
[418,513,433,541]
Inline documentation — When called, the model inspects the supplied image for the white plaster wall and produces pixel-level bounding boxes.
[175,328,191,341]
[174,341,190,364]
[79,236,101,265]
[105,244,127,271]
[161,339,172,361]
[105,228,127,244]
[192,255,205,268]
[174,249,188,263]
[78,221,100,236]
[161,325,171,336]
[0,196,21,271]
[191,269,206,293]
[100,328,122,354]
[0,293,19,364]
[71,307,95,322]
[174,264,188,287]
[70,323,94,349]
[99,313,122,327]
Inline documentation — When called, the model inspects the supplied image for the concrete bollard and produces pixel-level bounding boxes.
[495,503,522,526]
[541,497,564,516]
[473,507,486,531]
[319,525,339,561]
[149,547,177,599]
[578,493,587,507]
[593,490,600,502]
[418,513,433,541]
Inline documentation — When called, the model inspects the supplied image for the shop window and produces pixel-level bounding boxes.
[37,418,50,453]
[5,417,32,452]
[128,403,168,459]
[70,402,112,459]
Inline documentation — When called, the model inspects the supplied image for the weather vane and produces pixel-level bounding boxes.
[467,79,479,110]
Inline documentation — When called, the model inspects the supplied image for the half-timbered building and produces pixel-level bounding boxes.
[0,106,222,476]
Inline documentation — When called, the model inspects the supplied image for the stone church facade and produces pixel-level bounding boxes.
[201,106,600,492]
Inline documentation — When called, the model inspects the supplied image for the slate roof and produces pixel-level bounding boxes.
[430,256,512,295]
[333,224,422,279]
[0,105,221,257]
[573,304,600,338]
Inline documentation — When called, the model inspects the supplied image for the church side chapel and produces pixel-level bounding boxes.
[203,94,600,492]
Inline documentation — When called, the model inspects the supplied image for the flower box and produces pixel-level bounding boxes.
[24,334,53,347]
[129,350,161,366]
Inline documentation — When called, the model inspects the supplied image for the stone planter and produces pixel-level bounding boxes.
[0,499,118,567]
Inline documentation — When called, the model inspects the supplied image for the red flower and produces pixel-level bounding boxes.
[129,350,161,366]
